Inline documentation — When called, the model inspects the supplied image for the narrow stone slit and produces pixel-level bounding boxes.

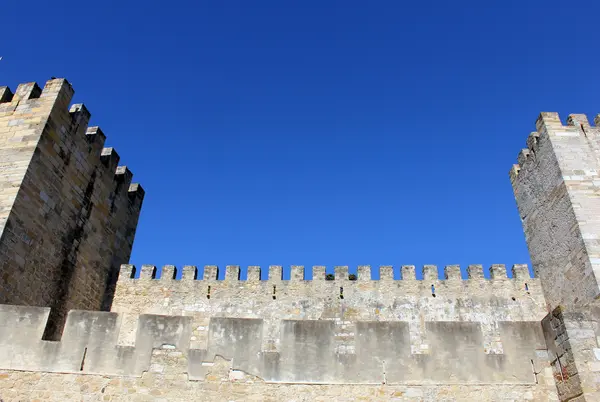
[80,347,88,371]
[207,285,211,299]
[525,283,529,291]
[581,123,587,136]
[272,285,277,300]
[340,286,344,299]
[431,284,436,297]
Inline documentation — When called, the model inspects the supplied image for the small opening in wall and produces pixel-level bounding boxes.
[431,284,436,297]
[511,297,516,301]
[80,347,88,371]
[525,283,529,291]
[273,285,277,300]
[340,287,344,299]
[207,286,211,299]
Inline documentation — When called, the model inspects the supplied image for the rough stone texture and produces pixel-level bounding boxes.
[0,367,554,401]
[511,113,600,400]
[0,303,559,400]
[542,306,600,401]
[511,112,600,309]
[112,264,546,357]
[0,79,144,339]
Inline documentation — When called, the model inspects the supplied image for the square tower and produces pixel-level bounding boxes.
[0,79,144,338]
[511,112,600,309]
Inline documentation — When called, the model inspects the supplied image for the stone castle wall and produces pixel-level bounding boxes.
[112,263,547,357]
[0,79,144,339]
[0,301,559,401]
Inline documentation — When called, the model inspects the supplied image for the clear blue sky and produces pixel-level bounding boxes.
[2,1,599,279]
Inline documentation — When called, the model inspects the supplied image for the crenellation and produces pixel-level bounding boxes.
[182,265,198,280]
[0,86,13,103]
[204,265,218,281]
[68,103,91,123]
[356,264,371,280]
[140,264,157,280]
[423,264,438,281]
[85,125,106,144]
[401,264,416,279]
[490,264,508,280]
[120,264,136,279]
[312,265,327,280]
[290,264,305,280]
[467,264,485,279]
[511,264,531,279]
[517,148,531,166]
[247,265,262,281]
[223,264,240,281]
[13,82,42,102]
[267,264,283,280]
[567,113,591,128]
[333,265,348,280]
[444,264,462,280]
[379,264,394,280]
[162,264,177,280]
[526,131,540,153]
[100,147,120,169]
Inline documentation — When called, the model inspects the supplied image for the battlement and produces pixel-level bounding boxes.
[112,263,546,359]
[510,112,600,185]
[118,263,532,281]
[0,78,145,338]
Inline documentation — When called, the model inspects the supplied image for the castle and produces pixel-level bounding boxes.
[0,79,599,401]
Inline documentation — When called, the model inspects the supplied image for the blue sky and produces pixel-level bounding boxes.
[2,1,599,279]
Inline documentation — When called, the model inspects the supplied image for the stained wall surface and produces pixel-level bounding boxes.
[0,79,144,339]
[0,303,559,401]
[112,264,547,355]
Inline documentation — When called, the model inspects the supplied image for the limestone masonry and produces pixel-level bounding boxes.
[0,80,600,401]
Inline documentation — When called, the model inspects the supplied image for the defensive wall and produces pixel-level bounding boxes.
[0,79,144,339]
[1,84,600,401]
[0,262,559,400]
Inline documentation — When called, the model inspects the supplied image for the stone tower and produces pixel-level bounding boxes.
[0,79,144,339]
[511,112,600,309]
[511,112,600,400]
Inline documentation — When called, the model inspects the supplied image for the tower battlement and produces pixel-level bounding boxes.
[0,78,144,339]
[510,112,600,310]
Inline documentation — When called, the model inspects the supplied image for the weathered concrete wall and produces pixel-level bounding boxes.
[511,112,600,309]
[0,303,559,400]
[0,79,144,339]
